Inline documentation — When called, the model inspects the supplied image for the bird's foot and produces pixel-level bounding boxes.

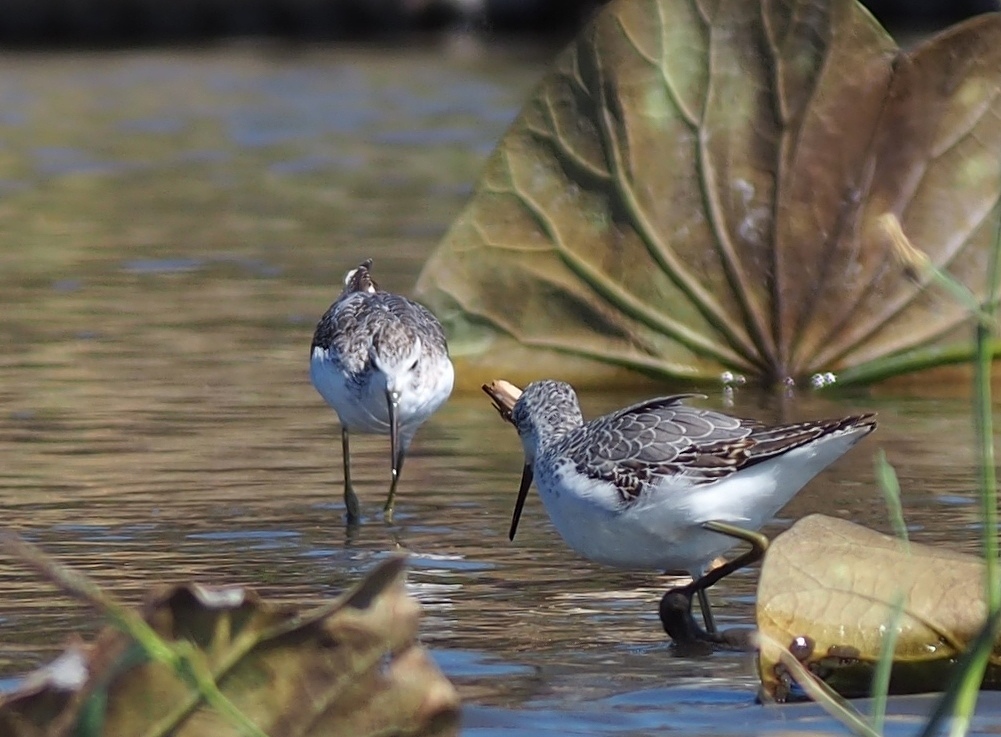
[344,486,362,526]
[659,585,755,653]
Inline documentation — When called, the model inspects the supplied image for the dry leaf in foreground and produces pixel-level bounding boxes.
[0,556,459,737]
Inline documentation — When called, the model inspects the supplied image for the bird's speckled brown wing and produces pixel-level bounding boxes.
[311,260,448,379]
[557,395,875,503]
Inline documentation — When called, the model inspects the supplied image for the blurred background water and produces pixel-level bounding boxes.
[1,3,1001,734]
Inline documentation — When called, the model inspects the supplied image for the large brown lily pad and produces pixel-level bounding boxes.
[416,0,1001,389]
[758,514,1001,701]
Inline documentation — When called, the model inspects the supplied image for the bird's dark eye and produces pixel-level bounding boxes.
[409,359,419,371]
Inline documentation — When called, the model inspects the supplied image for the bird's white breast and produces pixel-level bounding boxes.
[310,345,453,439]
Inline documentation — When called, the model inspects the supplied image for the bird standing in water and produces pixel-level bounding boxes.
[500,379,876,634]
[310,259,454,523]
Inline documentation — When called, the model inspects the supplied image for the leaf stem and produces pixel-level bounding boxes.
[827,340,1001,386]
[941,163,1001,737]
[874,450,909,552]
[869,594,905,734]
[759,633,880,737]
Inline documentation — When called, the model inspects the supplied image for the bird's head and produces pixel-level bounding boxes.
[510,379,584,463]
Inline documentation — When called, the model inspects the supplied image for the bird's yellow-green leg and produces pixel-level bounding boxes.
[383,389,405,524]
[693,521,770,634]
[342,428,361,524]
[383,448,406,524]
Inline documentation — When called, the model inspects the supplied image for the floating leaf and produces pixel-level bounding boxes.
[757,514,1001,701]
[0,555,459,737]
[415,0,1001,388]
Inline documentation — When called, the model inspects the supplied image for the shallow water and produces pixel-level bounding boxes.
[0,44,998,735]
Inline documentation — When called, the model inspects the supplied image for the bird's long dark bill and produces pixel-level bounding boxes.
[387,390,400,479]
[508,464,534,541]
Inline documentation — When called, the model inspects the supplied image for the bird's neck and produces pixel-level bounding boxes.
[534,413,584,453]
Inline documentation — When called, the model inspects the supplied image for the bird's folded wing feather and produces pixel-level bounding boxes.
[564,400,869,503]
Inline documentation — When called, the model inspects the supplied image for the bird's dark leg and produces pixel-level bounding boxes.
[661,522,769,646]
[342,427,361,524]
[696,588,717,634]
[383,390,403,524]
[659,586,722,649]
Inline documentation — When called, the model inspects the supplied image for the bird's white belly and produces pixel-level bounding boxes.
[309,347,453,438]
[534,434,861,574]
[534,464,777,574]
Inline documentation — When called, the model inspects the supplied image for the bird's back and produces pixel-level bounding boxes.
[552,395,875,505]
[311,279,447,378]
